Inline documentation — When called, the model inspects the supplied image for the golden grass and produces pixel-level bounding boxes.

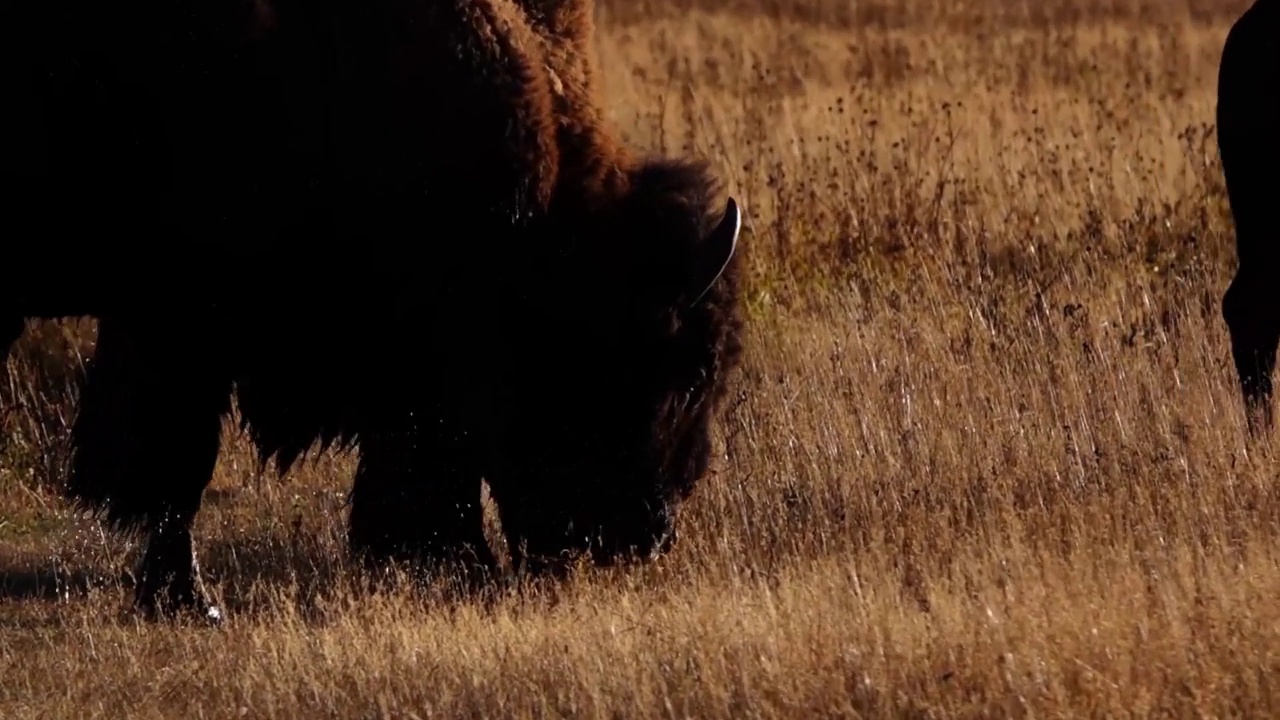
[3,0,1277,717]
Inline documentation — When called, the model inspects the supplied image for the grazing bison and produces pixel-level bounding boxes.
[6,0,745,621]
[1218,0,1279,432]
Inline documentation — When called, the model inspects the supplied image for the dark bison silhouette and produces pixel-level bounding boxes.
[5,0,745,621]
[1218,0,1279,432]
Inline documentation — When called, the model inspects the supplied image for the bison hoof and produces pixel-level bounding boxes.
[135,598,225,626]
[134,582,223,626]
[202,603,225,626]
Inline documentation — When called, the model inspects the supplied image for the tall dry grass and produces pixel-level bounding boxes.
[2,0,1275,717]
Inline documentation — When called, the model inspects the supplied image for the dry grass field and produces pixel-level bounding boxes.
[2,0,1276,717]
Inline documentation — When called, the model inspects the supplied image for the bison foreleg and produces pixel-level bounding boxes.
[67,317,230,623]
[347,420,498,593]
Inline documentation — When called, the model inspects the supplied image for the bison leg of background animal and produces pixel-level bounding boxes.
[1223,267,1279,433]
[1216,0,1280,434]
[66,317,231,623]
[347,424,497,592]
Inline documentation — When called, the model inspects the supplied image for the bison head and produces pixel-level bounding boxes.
[487,158,745,572]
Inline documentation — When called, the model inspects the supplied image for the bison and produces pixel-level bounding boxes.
[6,0,745,622]
[1218,0,1279,433]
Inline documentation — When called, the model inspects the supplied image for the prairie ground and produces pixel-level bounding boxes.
[2,0,1276,717]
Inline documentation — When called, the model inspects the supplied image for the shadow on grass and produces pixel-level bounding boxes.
[0,562,121,603]
[0,530,525,628]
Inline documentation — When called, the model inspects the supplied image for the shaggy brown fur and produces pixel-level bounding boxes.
[6,0,745,620]
[1217,0,1280,433]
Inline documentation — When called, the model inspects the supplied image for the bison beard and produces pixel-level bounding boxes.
[5,0,745,621]
[1217,0,1280,434]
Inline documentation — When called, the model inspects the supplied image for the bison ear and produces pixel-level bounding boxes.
[688,197,741,306]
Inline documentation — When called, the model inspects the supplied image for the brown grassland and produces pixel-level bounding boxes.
[2,0,1277,717]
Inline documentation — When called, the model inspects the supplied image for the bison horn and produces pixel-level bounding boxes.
[688,197,741,306]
